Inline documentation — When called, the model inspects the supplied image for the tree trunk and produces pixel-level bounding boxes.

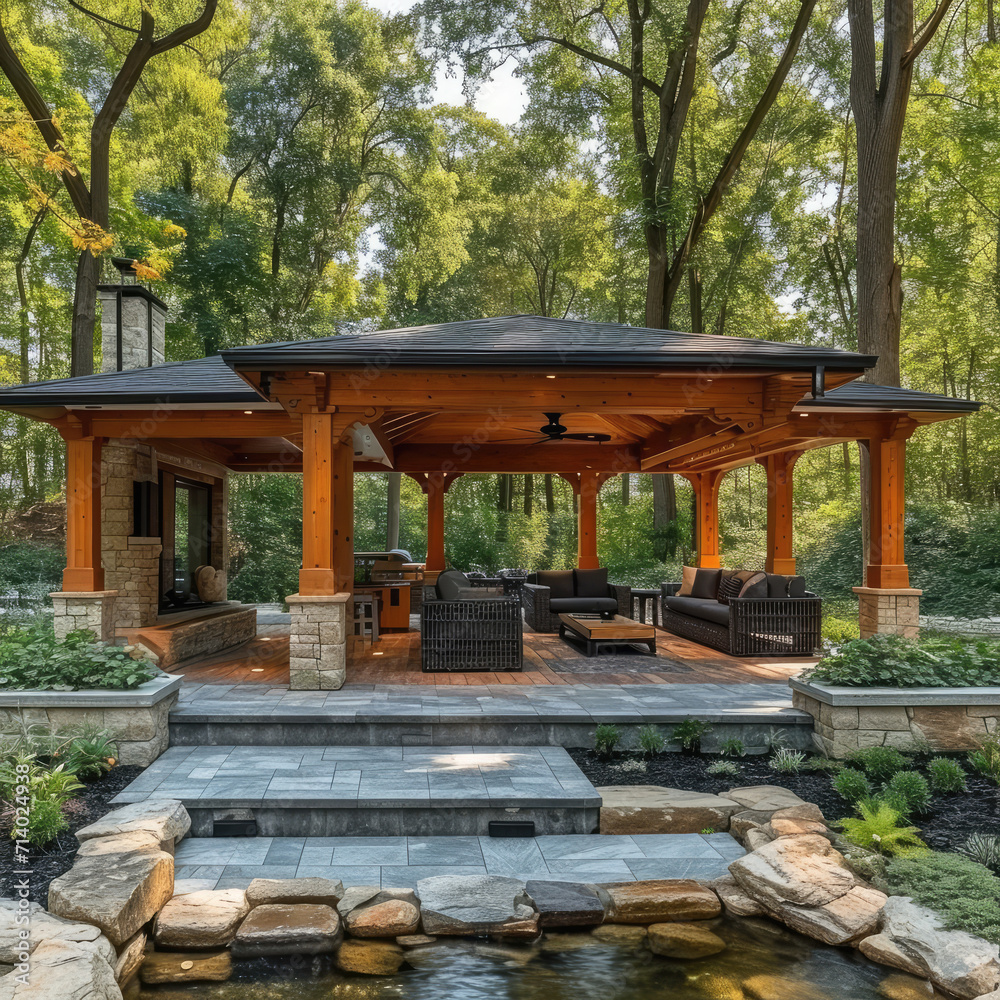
[71,251,100,377]
[652,473,678,559]
[524,474,533,515]
[621,473,630,505]
[386,472,401,550]
[544,474,555,513]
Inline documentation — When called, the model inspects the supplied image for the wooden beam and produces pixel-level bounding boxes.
[333,439,354,592]
[389,443,640,474]
[299,411,336,596]
[685,470,725,569]
[66,411,302,440]
[578,470,601,569]
[762,451,801,574]
[866,422,915,588]
[62,432,104,591]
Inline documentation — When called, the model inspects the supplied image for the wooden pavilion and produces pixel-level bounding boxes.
[0,309,979,689]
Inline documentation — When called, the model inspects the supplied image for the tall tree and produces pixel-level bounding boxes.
[0,0,218,375]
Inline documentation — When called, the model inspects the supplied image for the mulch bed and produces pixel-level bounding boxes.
[0,764,144,904]
[569,748,1000,854]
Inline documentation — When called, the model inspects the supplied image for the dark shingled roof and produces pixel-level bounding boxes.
[0,355,261,406]
[220,315,878,370]
[806,382,980,413]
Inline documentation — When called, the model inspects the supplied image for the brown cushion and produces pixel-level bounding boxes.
[574,568,608,598]
[677,566,698,596]
[737,571,768,599]
[691,568,723,600]
[536,570,574,600]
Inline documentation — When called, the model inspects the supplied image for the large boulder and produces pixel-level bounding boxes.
[0,901,113,964]
[231,904,343,957]
[601,880,721,924]
[153,889,250,949]
[727,786,808,811]
[524,881,606,927]
[710,874,766,917]
[113,931,146,986]
[648,922,727,959]
[729,835,885,945]
[416,876,538,939]
[742,973,831,999]
[245,877,344,908]
[336,940,406,976]
[858,897,1000,1000]
[75,832,164,858]
[598,786,741,834]
[344,898,420,939]
[75,799,190,849]
[47,850,174,949]
[0,938,120,1000]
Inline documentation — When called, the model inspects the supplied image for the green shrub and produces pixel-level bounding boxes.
[594,724,622,757]
[846,745,909,783]
[671,719,712,752]
[958,834,1000,875]
[0,754,83,847]
[769,748,806,774]
[802,756,842,773]
[833,767,873,804]
[839,801,928,856]
[968,733,1000,785]
[927,757,967,793]
[719,737,746,758]
[822,615,860,645]
[804,633,1000,688]
[885,770,932,816]
[638,724,665,756]
[63,729,119,778]
[886,852,1000,943]
[0,627,156,691]
[706,760,741,778]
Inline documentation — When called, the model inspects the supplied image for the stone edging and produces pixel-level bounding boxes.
[790,677,1000,707]
[0,674,182,766]
[4,793,999,1000]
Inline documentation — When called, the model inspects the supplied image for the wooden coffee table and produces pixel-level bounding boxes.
[558,613,657,657]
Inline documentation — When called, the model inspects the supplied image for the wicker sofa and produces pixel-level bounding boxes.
[420,569,523,672]
[522,568,631,634]
[660,567,821,657]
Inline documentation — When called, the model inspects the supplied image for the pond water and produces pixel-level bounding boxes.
[128,916,931,1000]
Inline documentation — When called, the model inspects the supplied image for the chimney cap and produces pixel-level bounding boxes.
[110,257,140,282]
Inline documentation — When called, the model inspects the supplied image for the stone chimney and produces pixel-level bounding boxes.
[98,257,167,372]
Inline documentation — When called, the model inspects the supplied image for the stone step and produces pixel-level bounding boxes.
[169,684,813,751]
[112,745,602,837]
[171,832,746,894]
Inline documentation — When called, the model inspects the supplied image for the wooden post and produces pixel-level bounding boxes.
[763,451,799,575]
[425,477,446,572]
[333,439,354,592]
[578,470,600,569]
[63,433,104,591]
[299,411,336,596]
[865,427,911,589]
[691,470,723,569]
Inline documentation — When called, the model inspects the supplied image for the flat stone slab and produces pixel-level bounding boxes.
[417,875,538,937]
[524,880,605,926]
[153,888,249,948]
[76,798,191,845]
[599,786,741,834]
[173,832,744,893]
[790,677,1000,706]
[0,672,181,708]
[112,745,599,810]
[231,903,343,957]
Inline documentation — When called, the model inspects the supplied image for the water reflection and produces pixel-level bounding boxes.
[130,917,937,1000]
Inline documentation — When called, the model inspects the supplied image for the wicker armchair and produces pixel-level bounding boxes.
[420,585,523,672]
[660,579,821,656]
[522,570,631,634]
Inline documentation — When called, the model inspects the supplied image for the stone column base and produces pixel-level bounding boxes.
[286,592,351,690]
[853,586,922,639]
[50,591,119,643]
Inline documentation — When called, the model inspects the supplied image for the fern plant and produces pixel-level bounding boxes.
[594,724,622,758]
[839,801,929,857]
[670,719,712,753]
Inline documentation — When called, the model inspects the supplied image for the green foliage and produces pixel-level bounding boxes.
[927,757,968,793]
[805,634,1000,688]
[706,760,741,778]
[594,724,622,757]
[839,801,929,857]
[769,748,807,774]
[719,738,746,758]
[63,729,119,779]
[968,734,1000,785]
[671,719,712,751]
[833,767,873,804]
[885,770,933,816]
[821,614,861,645]
[0,753,83,847]
[845,746,909,784]
[0,627,156,691]
[638,724,665,757]
[958,833,1000,875]
[886,853,1000,943]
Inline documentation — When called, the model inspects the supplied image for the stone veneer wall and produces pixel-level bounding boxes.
[50,592,118,643]
[287,593,350,690]
[792,688,999,757]
[853,586,922,639]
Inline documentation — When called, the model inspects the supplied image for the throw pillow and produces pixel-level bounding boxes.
[574,567,609,598]
[537,570,574,599]
[436,569,471,601]
[718,576,744,605]
[737,571,768,599]
[677,565,698,596]
[716,569,739,601]
[691,568,723,600]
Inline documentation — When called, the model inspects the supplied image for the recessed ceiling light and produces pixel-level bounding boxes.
[243,410,253,415]
[373,651,384,656]
[546,375,556,379]
[251,668,264,672]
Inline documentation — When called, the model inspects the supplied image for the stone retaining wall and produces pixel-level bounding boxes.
[286,593,350,690]
[789,678,1000,757]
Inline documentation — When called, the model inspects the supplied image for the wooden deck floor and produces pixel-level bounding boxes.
[172,623,816,688]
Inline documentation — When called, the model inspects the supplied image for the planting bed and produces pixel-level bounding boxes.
[0,763,144,903]
[569,748,1000,853]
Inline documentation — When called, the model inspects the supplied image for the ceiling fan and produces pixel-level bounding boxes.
[496,412,612,445]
